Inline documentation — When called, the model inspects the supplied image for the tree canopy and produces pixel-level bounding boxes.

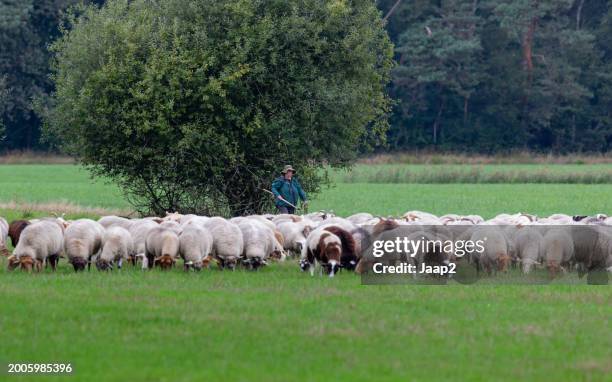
[46,0,393,215]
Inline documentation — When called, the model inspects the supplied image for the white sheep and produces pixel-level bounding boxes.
[128,219,159,269]
[98,215,134,230]
[346,213,374,225]
[11,218,65,272]
[64,219,106,272]
[145,226,180,270]
[237,220,284,269]
[179,225,213,271]
[276,220,314,256]
[203,217,244,270]
[470,226,511,274]
[96,226,134,271]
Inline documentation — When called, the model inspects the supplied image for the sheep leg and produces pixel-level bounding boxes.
[48,254,59,271]
[146,253,155,270]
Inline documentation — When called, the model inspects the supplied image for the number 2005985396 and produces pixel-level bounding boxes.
[6,363,73,374]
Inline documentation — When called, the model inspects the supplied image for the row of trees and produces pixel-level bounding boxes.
[380,0,612,152]
[2,0,612,153]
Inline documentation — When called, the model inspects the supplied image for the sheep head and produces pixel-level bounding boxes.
[95,258,113,271]
[70,257,88,272]
[155,254,175,270]
[7,255,20,271]
[18,255,36,272]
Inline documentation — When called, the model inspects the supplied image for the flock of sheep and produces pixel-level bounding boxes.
[1,211,611,277]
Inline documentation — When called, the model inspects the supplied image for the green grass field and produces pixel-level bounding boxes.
[0,164,611,381]
[0,165,611,218]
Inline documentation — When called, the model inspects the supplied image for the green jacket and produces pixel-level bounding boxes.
[271,176,307,208]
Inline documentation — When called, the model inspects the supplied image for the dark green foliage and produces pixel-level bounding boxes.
[0,1,92,149]
[46,0,393,215]
[379,0,612,153]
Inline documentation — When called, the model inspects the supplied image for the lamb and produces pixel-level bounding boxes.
[179,225,213,271]
[64,219,105,272]
[8,219,30,248]
[145,226,180,270]
[202,217,244,270]
[12,218,65,272]
[96,226,134,271]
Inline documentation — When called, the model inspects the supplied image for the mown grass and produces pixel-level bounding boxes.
[0,262,610,382]
[0,165,611,219]
[332,164,612,184]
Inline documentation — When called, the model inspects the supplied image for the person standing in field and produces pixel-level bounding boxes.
[271,165,308,214]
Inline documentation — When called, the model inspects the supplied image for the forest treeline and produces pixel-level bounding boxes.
[1,0,611,153]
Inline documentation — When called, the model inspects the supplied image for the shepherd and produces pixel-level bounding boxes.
[271,165,308,214]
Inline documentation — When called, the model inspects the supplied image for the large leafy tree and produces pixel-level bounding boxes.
[47,0,393,215]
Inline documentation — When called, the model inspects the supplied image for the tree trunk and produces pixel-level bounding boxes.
[576,0,585,30]
[522,18,537,76]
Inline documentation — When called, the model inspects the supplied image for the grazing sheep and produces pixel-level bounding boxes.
[145,226,180,270]
[98,216,134,230]
[129,219,159,268]
[303,229,343,277]
[13,219,65,272]
[203,217,244,270]
[64,219,105,272]
[470,227,511,274]
[276,220,314,256]
[513,228,544,274]
[8,219,30,248]
[237,220,278,269]
[96,226,134,271]
[571,226,611,275]
[543,228,574,277]
[179,225,213,271]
